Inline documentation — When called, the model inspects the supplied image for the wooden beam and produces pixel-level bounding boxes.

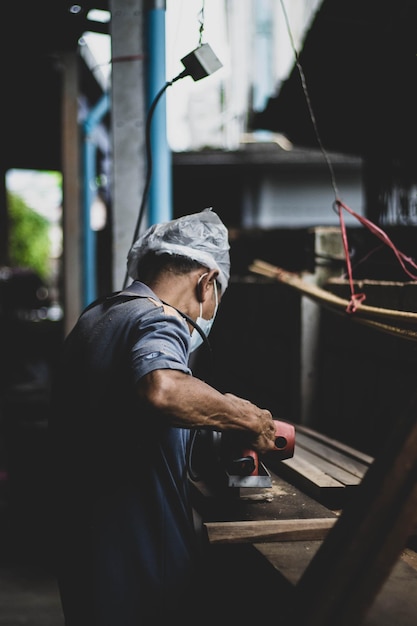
[265,423,374,508]
[296,432,372,478]
[292,392,417,626]
[204,518,336,544]
[61,52,82,334]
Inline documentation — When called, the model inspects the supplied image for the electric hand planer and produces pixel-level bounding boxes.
[188,419,295,490]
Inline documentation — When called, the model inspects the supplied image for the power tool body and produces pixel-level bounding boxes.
[188,419,295,490]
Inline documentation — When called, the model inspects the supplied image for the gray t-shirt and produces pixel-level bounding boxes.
[49,281,203,624]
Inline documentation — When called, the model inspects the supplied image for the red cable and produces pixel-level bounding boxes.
[335,199,417,314]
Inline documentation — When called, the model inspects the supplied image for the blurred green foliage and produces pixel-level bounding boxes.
[7,191,51,280]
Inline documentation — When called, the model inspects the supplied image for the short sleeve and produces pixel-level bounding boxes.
[130,302,191,383]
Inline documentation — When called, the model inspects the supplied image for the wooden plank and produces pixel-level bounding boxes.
[290,445,362,487]
[204,518,336,544]
[295,433,368,481]
[254,541,417,626]
[267,448,353,508]
[295,424,374,465]
[290,392,417,626]
[190,472,341,524]
[272,451,344,488]
[262,423,375,507]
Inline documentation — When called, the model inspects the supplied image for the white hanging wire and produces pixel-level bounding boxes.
[198,1,206,45]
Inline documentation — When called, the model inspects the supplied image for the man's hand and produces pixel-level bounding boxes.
[223,393,276,454]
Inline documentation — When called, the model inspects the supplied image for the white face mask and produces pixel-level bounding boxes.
[189,276,218,352]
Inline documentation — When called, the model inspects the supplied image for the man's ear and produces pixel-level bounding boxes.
[198,269,219,302]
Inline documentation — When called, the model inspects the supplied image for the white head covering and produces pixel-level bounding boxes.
[127,208,231,293]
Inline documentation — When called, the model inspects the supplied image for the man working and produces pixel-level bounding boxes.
[49,208,277,625]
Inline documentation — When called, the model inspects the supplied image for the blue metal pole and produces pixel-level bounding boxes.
[82,92,110,307]
[146,1,172,227]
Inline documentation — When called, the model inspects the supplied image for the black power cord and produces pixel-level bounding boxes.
[122,43,223,288]
[122,71,188,289]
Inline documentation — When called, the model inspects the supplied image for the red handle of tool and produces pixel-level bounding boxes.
[240,421,295,475]
[238,448,259,476]
[272,420,295,460]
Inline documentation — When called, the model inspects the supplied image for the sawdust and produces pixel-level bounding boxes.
[238,481,290,502]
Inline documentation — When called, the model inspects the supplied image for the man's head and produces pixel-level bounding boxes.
[127,208,230,294]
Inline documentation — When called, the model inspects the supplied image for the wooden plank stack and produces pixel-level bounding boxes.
[265,423,374,509]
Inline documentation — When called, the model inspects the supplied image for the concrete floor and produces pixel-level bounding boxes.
[0,562,64,626]
[0,482,65,626]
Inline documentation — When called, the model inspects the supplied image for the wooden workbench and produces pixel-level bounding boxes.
[190,436,417,626]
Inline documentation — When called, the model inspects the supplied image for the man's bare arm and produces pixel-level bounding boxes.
[137,369,276,454]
